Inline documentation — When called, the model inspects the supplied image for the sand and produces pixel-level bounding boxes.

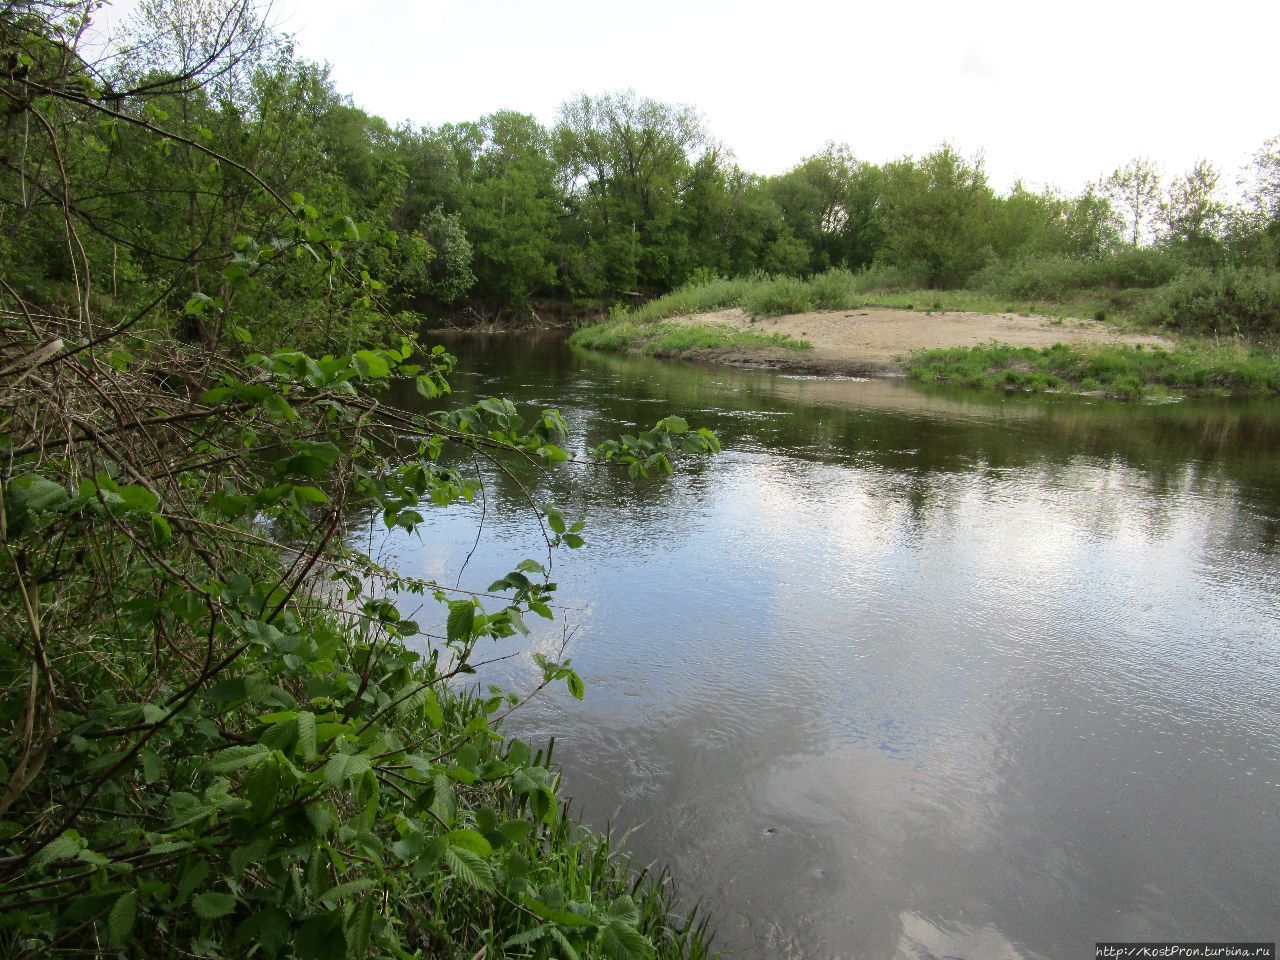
[665,307,1176,376]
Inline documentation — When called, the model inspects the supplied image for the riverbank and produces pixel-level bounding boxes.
[571,298,1280,396]
[571,305,1174,375]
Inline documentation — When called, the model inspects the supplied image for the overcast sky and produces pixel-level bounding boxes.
[101,0,1279,195]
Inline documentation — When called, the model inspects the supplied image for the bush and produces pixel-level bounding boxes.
[849,261,932,292]
[972,249,1182,300]
[627,275,752,324]
[1142,266,1280,336]
[905,339,1280,395]
[743,275,815,316]
[807,268,861,309]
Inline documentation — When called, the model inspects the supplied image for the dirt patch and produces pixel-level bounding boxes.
[669,307,1176,375]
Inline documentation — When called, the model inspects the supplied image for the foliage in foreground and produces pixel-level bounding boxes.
[904,341,1280,397]
[0,318,722,958]
[0,4,723,957]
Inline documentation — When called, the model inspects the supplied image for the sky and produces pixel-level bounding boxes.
[97,0,1279,195]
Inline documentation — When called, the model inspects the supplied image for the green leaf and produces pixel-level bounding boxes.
[7,475,70,514]
[504,923,550,948]
[442,845,493,892]
[565,669,585,701]
[544,506,566,534]
[115,484,158,513]
[446,601,474,643]
[658,415,689,434]
[206,744,270,773]
[524,897,596,928]
[261,392,297,421]
[176,858,209,904]
[296,710,317,760]
[150,513,172,544]
[243,761,282,819]
[348,897,375,956]
[600,895,640,926]
[234,907,290,954]
[229,837,273,877]
[600,920,654,960]
[318,878,375,905]
[423,691,443,729]
[32,833,83,869]
[352,349,390,379]
[322,752,372,787]
[192,891,237,920]
[305,800,337,836]
[445,829,492,858]
[108,889,137,945]
[550,927,582,960]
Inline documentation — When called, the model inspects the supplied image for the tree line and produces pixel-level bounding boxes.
[6,0,1280,342]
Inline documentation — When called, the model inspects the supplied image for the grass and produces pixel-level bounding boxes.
[569,319,811,355]
[599,269,1133,326]
[905,340,1280,398]
[574,270,1280,396]
[572,269,1143,364]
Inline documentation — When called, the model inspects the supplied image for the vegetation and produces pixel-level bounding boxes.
[1,0,1277,949]
[905,341,1280,397]
[569,316,811,356]
[1,3,722,958]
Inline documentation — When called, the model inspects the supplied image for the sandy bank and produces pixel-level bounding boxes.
[665,307,1176,376]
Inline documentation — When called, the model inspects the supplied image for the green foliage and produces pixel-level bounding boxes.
[1141,266,1280,336]
[971,248,1183,300]
[0,6,721,958]
[876,144,995,288]
[418,207,477,303]
[570,319,811,357]
[742,275,815,316]
[906,340,1280,396]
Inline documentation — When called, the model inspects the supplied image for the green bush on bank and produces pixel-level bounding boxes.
[1140,266,1280,336]
[905,341,1280,397]
[570,318,812,355]
[970,248,1183,301]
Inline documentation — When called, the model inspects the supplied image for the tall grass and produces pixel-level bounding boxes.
[570,319,811,355]
[593,268,1109,331]
[906,340,1280,397]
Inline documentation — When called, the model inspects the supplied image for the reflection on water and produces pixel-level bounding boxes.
[371,333,1280,960]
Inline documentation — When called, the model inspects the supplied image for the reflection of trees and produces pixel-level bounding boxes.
[378,333,1280,557]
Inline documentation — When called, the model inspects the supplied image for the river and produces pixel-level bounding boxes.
[373,332,1280,960]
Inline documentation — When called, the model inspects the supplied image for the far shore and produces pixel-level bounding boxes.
[658,307,1177,376]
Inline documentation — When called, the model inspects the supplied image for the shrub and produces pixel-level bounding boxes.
[849,261,932,292]
[743,275,815,316]
[807,268,861,309]
[973,249,1182,300]
[1142,266,1280,336]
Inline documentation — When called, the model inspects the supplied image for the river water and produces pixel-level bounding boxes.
[374,333,1280,960]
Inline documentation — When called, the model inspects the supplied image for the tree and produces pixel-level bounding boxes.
[554,90,708,293]
[455,111,561,305]
[1104,156,1162,246]
[767,144,883,272]
[1158,159,1225,260]
[877,144,994,287]
[1061,182,1123,258]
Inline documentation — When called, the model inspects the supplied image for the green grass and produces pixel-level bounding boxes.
[905,340,1280,398]
[569,319,811,355]
[611,269,1133,325]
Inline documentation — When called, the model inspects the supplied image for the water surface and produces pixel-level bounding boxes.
[373,334,1280,960]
